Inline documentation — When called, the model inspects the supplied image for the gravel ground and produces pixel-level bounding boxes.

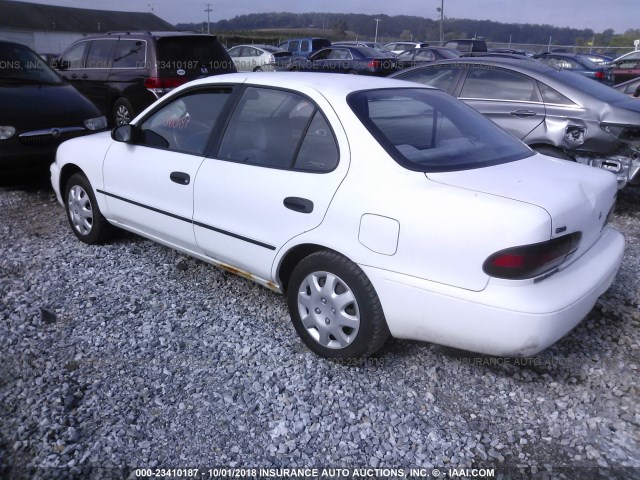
[0,180,639,480]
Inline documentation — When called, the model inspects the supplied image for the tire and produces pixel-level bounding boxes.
[64,173,114,245]
[532,145,574,161]
[346,69,359,75]
[287,250,389,360]
[253,66,263,72]
[112,98,135,126]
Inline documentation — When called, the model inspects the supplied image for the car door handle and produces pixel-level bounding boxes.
[71,74,78,79]
[510,109,538,118]
[170,171,190,185]
[283,197,314,214]
[81,74,88,79]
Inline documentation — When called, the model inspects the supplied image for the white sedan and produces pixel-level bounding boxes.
[227,44,292,72]
[51,73,624,360]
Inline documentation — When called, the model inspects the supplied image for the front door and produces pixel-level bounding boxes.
[102,87,234,251]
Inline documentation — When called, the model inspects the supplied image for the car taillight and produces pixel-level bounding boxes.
[595,71,605,79]
[367,60,381,69]
[144,77,189,95]
[483,232,581,280]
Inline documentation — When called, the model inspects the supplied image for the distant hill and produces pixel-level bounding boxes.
[177,12,619,46]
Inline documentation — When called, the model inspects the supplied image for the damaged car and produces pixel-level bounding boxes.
[390,58,640,187]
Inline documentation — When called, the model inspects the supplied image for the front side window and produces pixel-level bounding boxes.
[218,87,338,171]
[138,89,232,155]
[348,88,532,172]
[61,41,88,69]
[460,68,537,102]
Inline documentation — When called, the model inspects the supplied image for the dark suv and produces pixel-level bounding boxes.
[55,32,236,126]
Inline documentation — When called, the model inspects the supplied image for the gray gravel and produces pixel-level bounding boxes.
[0,181,639,480]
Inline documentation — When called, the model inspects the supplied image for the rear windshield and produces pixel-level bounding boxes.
[348,88,532,172]
[551,69,632,103]
[0,43,63,85]
[312,39,332,51]
[156,36,235,75]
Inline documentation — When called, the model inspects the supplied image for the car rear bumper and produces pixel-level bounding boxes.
[362,227,624,356]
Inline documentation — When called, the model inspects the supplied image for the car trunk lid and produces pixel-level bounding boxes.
[426,154,618,268]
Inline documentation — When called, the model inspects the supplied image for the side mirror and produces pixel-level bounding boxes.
[111,124,133,143]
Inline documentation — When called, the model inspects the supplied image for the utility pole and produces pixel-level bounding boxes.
[205,3,212,34]
[374,18,380,43]
[437,0,444,45]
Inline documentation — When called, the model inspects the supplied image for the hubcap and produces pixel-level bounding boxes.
[67,185,93,235]
[115,105,131,126]
[297,271,360,349]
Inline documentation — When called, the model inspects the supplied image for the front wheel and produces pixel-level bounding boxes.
[287,250,389,360]
[64,173,114,245]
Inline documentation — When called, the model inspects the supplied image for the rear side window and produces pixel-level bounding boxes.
[348,88,532,172]
[113,40,146,69]
[538,82,576,106]
[461,68,537,102]
[218,87,338,171]
[156,36,234,74]
[300,40,310,52]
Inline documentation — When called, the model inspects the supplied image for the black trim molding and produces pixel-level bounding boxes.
[97,189,276,251]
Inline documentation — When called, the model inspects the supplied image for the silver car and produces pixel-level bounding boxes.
[227,44,292,72]
[391,58,640,188]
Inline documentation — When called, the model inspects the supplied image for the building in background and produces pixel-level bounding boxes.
[0,0,174,55]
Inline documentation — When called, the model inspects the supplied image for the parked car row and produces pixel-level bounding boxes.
[3,34,636,361]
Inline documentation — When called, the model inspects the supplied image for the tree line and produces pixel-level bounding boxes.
[176,12,638,48]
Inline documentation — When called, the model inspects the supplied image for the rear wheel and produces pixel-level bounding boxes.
[287,250,389,360]
[112,98,134,126]
[253,66,263,72]
[64,173,113,245]
[532,145,574,161]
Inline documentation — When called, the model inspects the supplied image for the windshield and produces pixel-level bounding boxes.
[348,88,533,172]
[0,43,63,85]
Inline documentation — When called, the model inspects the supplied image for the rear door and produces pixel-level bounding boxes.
[455,66,545,140]
[193,85,349,282]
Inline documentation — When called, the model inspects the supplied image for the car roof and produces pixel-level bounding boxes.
[399,57,552,75]
[183,72,432,99]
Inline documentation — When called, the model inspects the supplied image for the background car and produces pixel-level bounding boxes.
[442,38,488,56]
[277,37,331,58]
[50,73,623,360]
[391,58,640,187]
[609,50,640,84]
[576,52,613,65]
[395,47,460,69]
[55,31,236,126]
[0,39,107,176]
[227,44,292,72]
[534,52,613,84]
[614,77,640,98]
[289,46,397,75]
[332,40,384,50]
[382,41,430,55]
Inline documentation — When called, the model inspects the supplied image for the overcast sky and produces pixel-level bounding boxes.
[17,0,639,34]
